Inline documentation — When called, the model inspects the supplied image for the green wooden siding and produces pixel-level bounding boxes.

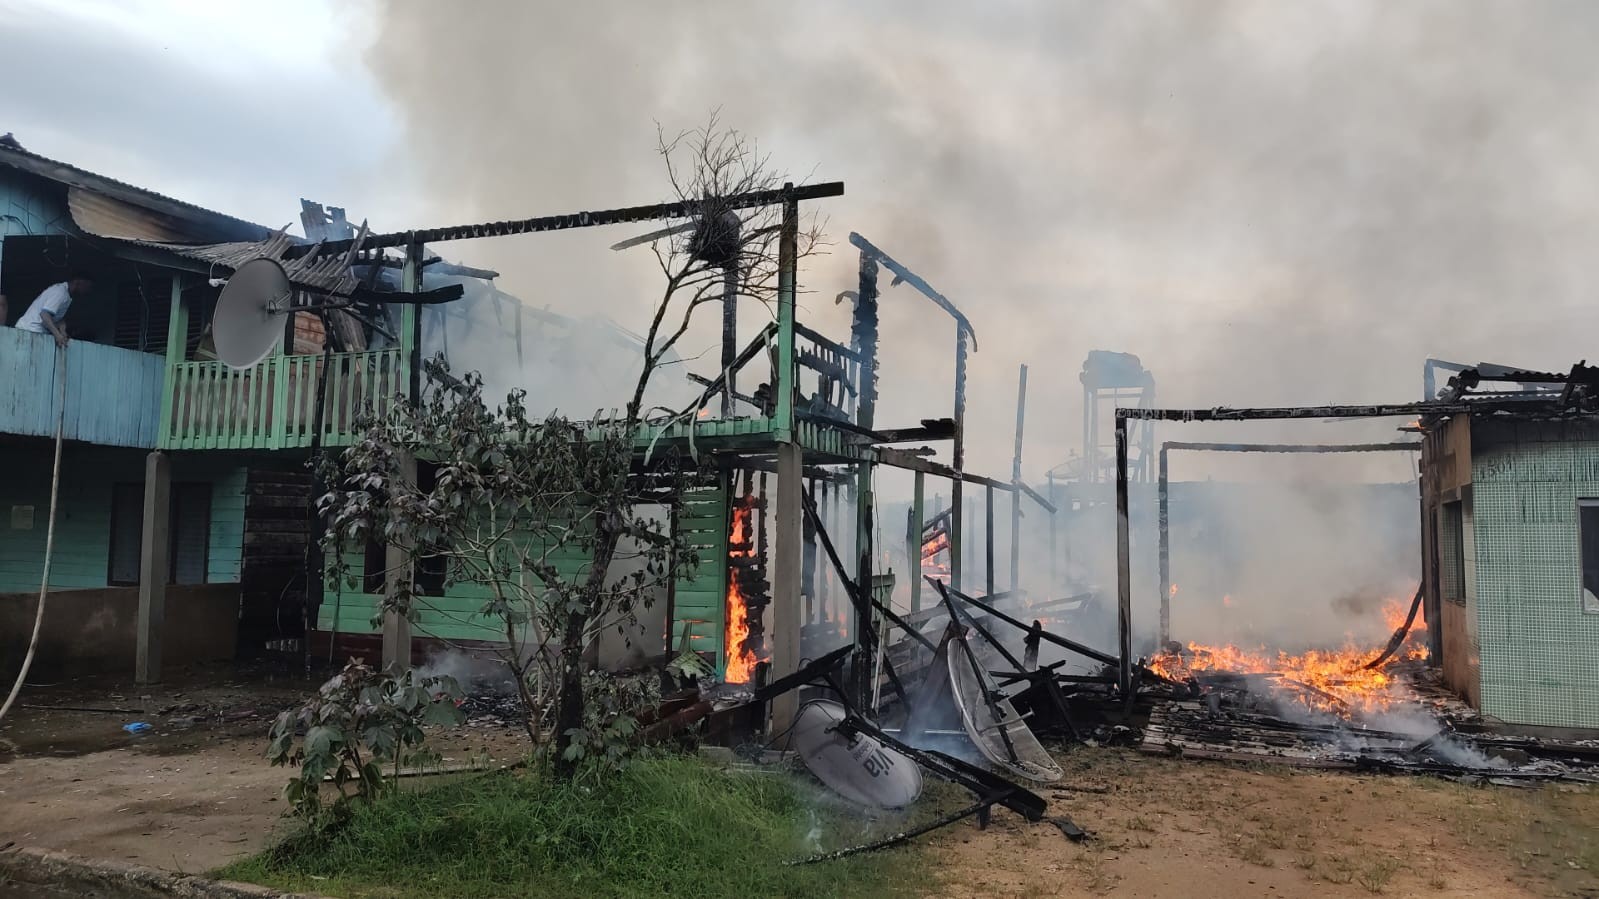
[1470,419,1599,729]
[318,487,730,666]
[320,534,602,644]
[0,446,247,592]
[673,486,728,671]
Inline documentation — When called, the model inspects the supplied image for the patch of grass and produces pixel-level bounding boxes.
[1357,857,1401,893]
[1125,815,1156,833]
[219,755,933,898]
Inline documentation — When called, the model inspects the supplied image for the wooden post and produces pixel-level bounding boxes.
[1083,383,1095,483]
[853,458,874,706]
[773,190,798,441]
[136,451,171,684]
[382,451,417,672]
[402,239,423,402]
[1158,445,1170,646]
[770,441,804,733]
[1114,414,1133,695]
[157,277,188,447]
[984,485,995,596]
[1010,364,1028,591]
[721,265,737,418]
[909,470,924,613]
[1048,472,1058,591]
[768,189,804,732]
[816,481,830,625]
[949,327,968,591]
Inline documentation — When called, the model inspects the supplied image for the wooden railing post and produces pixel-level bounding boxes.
[157,276,188,448]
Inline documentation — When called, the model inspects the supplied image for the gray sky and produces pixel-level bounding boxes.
[6,0,1598,487]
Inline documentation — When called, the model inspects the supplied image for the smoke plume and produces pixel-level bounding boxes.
[360,2,1597,652]
[362,0,1599,477]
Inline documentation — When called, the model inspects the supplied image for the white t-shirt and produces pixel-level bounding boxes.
[16,282,72,334]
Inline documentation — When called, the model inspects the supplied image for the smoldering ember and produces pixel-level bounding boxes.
[6,6,1599,899]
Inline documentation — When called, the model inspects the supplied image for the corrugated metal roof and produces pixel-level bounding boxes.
[129,231,361,296]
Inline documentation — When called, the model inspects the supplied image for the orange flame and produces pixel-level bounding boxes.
[697,408,711,419]
[724,498,757,684]
[1149,597,1428,716]
[1169,583,1179,598]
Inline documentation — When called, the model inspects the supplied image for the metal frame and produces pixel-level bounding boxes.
[1110,399,1560,694]
[1154,440,1420,645]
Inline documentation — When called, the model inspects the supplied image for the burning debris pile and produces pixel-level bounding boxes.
[1148,597,1429,720]
[1138,599,1599,784]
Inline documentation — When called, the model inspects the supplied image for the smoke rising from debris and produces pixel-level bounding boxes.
[363,2,1593,651]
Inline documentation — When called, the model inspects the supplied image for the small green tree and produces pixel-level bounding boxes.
[267,659,465,822]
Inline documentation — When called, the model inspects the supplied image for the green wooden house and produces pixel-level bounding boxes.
[0,138,1025,726]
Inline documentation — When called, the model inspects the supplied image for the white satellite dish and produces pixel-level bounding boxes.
[948,636,1063,784]
[214,258,294,370]
[791,700,923,809]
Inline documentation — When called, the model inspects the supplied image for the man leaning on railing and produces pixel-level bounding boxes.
[14,271,92,349]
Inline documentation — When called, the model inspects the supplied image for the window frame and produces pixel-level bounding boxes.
[169,482,212,586]
[108,482,145,586]
[105,481,212,587]
[1578,498,1599,614]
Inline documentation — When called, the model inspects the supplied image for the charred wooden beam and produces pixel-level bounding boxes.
[291,182,846,256]
[794,322,869,365]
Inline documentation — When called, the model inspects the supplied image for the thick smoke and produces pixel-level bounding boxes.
[360,3,1598,654]
[363,0,1599,477]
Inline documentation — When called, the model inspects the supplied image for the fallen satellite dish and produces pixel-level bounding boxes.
[213,257,294,370]
[791,700,922,809]
[948,636,1063,783]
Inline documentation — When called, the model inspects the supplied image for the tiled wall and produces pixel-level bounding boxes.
[1471,419,1599,729]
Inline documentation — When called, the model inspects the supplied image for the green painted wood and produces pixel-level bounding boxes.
[158,349,404,451]
[0,446,247,591]
[0,328,164,449]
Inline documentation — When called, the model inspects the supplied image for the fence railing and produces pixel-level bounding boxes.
[160,348,405,450]
[0,328,164,448]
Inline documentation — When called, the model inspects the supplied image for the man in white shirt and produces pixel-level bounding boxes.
[16,273,92,348]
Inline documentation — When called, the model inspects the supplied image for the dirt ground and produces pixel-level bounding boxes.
[0,663,526,874]
[5,669,1599,897]
[931,748,1599,899]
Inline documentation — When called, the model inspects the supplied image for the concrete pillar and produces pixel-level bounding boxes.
[136,451,171,684]
[769,440,804,732]
[381,452,417,672]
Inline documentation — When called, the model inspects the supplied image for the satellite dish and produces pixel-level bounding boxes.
[214,258,294,370]
[791,700,923,808]
[948,636,1064,783]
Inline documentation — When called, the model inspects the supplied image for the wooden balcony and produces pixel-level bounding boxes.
[159,348,405,451]
[0,327,164,447]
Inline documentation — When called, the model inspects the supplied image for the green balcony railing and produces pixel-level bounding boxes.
[159,348,405,450]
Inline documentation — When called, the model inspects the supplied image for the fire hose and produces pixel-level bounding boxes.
[1363,584,1424,670]
[0,346,67,725]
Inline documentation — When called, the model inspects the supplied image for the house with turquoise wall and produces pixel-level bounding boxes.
[0,136,527,679]
[1421,366,1599,732]
[0,135,733,682]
